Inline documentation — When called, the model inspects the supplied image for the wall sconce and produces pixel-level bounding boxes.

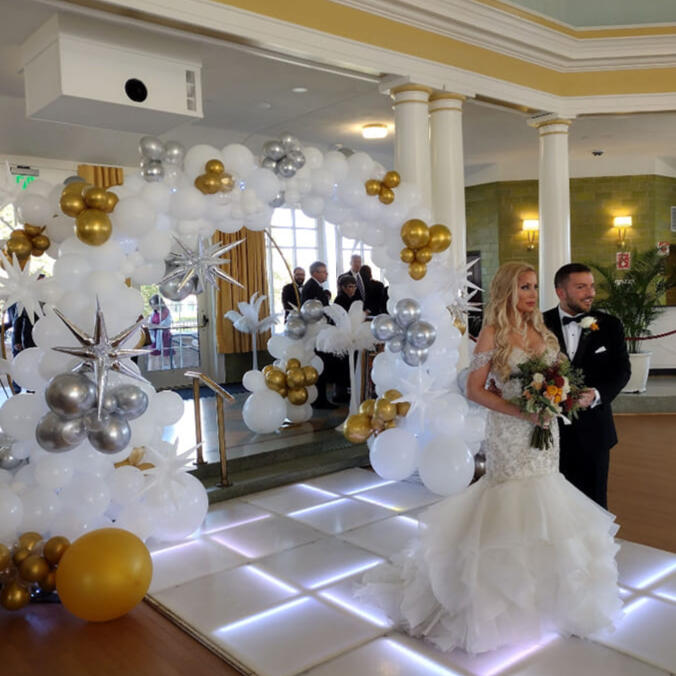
[613,216,632,249]
[522,219,539,251]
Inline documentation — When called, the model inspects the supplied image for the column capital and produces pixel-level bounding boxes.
[527,112,576,130]
[429,93,464,113]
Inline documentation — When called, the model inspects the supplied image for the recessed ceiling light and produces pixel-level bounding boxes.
[362,123,388,139]
[257,102,272,110]
[291,87,308,93]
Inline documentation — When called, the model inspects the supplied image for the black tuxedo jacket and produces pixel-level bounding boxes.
[282,282,303,315]
[363,279,387,316]
[543,307,631,451]
[300,277,330,306]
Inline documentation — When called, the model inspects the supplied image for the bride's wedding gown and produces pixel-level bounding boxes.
[358,348,621,654]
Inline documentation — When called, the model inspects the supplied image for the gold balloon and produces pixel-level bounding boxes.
[382,170,401,189]
[43,536,70,566]
[18,532,42,551]
[301,366,319,386]
[262,364,274,375]
[60,193,86,217]
[374,397,397,422]
[415,246,433,264]
[203,173,222,194]
[0,543,10,570]
[13,548,31,567]
[396,401,411,416]
[19,554,50,583]
[384,389,402,402]
[6,237,32,260]
[409,261,427,280]
[55,528,152,622]
[400,247,415,264]
[31,234,50,252]
[76,209,112,246]
[40,569,57,594]
[359,399,376,417]
[384,420,397,430]
[428,224,452,253]
[265,368,286,390]
[371,416,385,432]
[378,186,395,205]
[103,191,119,213]
[343,413,373,443]
[454,316,467,335]
[365,179,381,196]
[286,358,301,370]
[286,367,306,389]
[278,386,288,398]
[205,159,225,175]
[63,181,91,197]
[9,229,29,240]
[31,248,44,257]
[23,223,43,237]
[220,173,235,193]
[287,387,308,405]
[401,219,430,249]
[194,175,209,194]
[1,581,30,611]
[83,187,109,211]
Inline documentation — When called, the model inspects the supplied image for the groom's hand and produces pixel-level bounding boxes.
[578,389,596,408]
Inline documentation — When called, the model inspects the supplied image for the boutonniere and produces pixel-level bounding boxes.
[580,316,599,332]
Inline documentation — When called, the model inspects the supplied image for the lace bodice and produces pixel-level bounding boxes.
[472,346,561,483]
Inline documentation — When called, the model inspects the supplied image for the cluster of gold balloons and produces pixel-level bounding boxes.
[263,359,319,406]
[194,159,235,195]
[400,219,452,280]
[4,225,50,266]
[0,531,70,611]
[364,170,400,205]
[60,182,119,247]
[343,389,410,444]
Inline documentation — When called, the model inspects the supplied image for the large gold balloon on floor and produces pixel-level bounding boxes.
[401,219,430,249]
[428,224,452,253]
[55,528,152,622]
[76,209,112,246]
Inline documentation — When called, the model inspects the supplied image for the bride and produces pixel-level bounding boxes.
[358,262,621,654]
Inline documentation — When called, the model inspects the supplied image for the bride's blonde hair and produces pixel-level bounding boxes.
[483,262,559,379]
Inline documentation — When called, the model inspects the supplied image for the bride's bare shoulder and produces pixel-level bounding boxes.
[475,325,496,352]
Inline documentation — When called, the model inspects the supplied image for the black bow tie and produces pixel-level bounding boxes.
[562,314,587,325]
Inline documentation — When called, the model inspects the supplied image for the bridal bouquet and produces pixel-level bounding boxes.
[510,355,585,450]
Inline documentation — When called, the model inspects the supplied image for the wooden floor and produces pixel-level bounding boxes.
[0,599,242,676]
[609,414,676,553]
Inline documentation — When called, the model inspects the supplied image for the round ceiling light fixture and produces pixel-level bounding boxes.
[362,123,389,139]
[292,87,308,93]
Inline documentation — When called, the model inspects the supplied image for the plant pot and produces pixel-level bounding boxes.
[623,352,652,393]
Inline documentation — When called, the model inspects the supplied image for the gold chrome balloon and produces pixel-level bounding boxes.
[415,246,433,264]
[83,187,109,211]
[301,366,319,386]
[0,543,10,570]
[43,536,70,566]
[12,548,31,567]
[428,224,452,253]
[201,173,222,195]
[205,159,225,175]
[365,179,381,196]
[400,247,415,264]
[103,191,119,213]
[220,173,235,193]
[397,401,411,416]
[343,413,372,443]
[76,209,112,246]
[23,224,43,237]
[6,237,32,259]
[382,170,401,189]
[374,397,397,422]
[31,234,50,252]
[265,368,286,390]
[287,387,308,405]
[60,192,86,217]
[408,261,427,280]
[378,186,395,204]
[383,389,402,402]
[286,358,301,370]
[1,581,30,611]
[19,554,50,583]
[40,569,57,594]
[18,532,42,551]
[359,399,375,417]
[285,368,306,389]
[401,219,430,249]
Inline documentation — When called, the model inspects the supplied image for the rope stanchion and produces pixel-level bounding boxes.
[624,328,676,342]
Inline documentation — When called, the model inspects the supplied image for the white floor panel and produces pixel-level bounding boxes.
[212,596,382,676]
[257,537,384,590]
[652,572,676,603]
[303,468,396,496]
[244,483,341,515]
[199,499,273,534]
[339,514,421,558]
[288,497,394,535]
[352,481,440,512]
[616,541,676,590]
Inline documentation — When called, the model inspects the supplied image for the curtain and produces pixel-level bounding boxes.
[215,228,271,354]
[77,164,124,189]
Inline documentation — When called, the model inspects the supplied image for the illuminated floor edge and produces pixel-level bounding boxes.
[146,469,676,676]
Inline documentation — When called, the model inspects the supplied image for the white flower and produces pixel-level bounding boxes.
[580,316,597,330]
[532,373,545,384]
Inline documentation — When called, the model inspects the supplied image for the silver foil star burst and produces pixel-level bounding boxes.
[161,237,245,293]
[52,300,149,417]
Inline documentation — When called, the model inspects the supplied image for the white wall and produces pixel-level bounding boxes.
[647,307,676,370]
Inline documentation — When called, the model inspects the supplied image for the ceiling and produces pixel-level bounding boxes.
[0,0,675,178]
[504,0,676,28]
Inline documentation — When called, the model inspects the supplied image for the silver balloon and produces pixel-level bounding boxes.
[371,314,399,341]
[36,412,86,452]
[406,320,437,349]
[284,316,307,339]
[163,140,186,166]
[473,453,486,481]
[45,373,96,419]
[142,160,165,182]
[0,437,23,470]
[87,414,131,454]
[159,272,198,301]
[276,157,298,178]
[287,310,302,321]
[263,140,285,162]
[394,299,421,328]
[280,132,301,151]
[64,175,86,186]
[83,409,111,432]
[139,135,165,161]
[112,385,149,420]
[101,392,118,413]
[300,299,325,323]
[286,149,305,169]
[386,336,405,353]
[402,343,428,367]
[269,191,286,208]
[261,156,278,171]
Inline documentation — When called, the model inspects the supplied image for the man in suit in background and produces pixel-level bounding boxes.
[300,261,331,306]
[359,265,387,316]
[339,254,365,302]
[282,266,305,317]
[543,263,631,508]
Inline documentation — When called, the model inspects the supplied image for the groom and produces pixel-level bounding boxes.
[543,263,631,509]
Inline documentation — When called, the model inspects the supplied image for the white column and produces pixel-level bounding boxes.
[429,92,469,366]
[529,115,574,309]
[391,84,432,209]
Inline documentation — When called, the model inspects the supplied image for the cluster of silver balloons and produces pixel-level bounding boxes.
[35,373,148,455]
[139,136,186,182]
[158,259,200,302]
[371,299,437,367]
[284,299,325,340]
[262,133,306,179]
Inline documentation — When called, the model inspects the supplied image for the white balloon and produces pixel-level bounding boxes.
[267,334,293,359]
[130,261,165,285]
[141,182,173,212]
[34,453,75,490]
[138,228,172,261]
[172,186,207,220]
[306,385,318,404]
[60,474,111,516]
[0,393,47,441]
[242,370,266,392]
[322,151,349,181]
[112,196,156,238]
[310,355,324,375]
[52,254,92,289]
[418,438,474,496]
[242,390,286,433]
[464,413,487,444]
[0,487,23,540]
[347,152,374,181]
[46,214,76,243]
[222,143,256,178]
[19,486,61,533]
[302,146,323,170]
[110,466,145,505]
[114,503,156,541]
[183,144,222,178]
[286,401,312,423]
[11,348,45,390]
[149,390,185,426]
[246,168,280,202]
[17,193,51,226]
[370,428,419,481]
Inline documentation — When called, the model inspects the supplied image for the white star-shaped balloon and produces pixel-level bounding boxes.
[0,253,48,319]
[52,300,149,416]
[161,236,245,293]
[141,439,203,499]
[392,368,448,432]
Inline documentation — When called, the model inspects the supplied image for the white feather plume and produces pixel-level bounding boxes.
[224,292,279,335]
[316,300,376,356]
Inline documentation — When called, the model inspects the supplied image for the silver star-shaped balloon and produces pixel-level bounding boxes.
[161,237,245,293]
[52,300,149,417]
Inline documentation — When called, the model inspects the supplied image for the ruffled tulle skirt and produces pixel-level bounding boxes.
[357,472,622,654]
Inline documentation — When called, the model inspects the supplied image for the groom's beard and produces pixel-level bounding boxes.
[565,297,594,315]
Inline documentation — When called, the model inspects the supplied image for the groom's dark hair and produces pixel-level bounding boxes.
[554,263,592,288]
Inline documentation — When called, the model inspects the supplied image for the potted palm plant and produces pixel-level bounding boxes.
[590,248,676,392]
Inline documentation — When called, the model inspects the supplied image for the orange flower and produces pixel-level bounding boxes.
[546,385,559,397]
[591,321,600,331]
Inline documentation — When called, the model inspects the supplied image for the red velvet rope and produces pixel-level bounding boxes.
[625,328,676,342]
